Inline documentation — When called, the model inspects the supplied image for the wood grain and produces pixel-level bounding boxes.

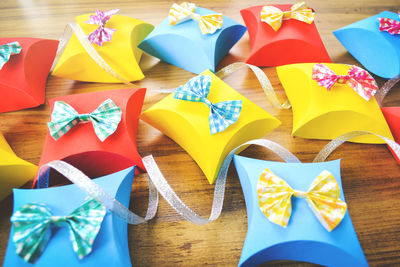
[1,0,400,266]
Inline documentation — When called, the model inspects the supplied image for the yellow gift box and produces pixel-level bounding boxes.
[277,63,393,143]
[141,70,281,184]
[0,132,37,201]
[52,13,154,83]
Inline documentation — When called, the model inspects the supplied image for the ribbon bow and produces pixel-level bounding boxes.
[85,9,119,46]
[169,2,223,34]
[312,63,378,101]
[174,75,242,134]
[48,98,122,141]
[257,169,347,231]
[0,41,22,70]
[378,12,400,35]
[261,1,315,31]
[10,197,106,263]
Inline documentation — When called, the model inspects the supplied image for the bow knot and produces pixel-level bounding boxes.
[0,41,22,70]
[378,13,400,35]
[312,63,378,101]
[261,2,315,31]
[169,2,223,34]
[10,198,106,263]
[48,98,122,141]
[85,9,119,46]
[257,169,347,231]
[174,75,242,135]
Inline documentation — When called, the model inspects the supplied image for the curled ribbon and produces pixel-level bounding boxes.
[86,9,119,46]
[169,2,223,34]
[378,12,400,35]
[0,41,22,70]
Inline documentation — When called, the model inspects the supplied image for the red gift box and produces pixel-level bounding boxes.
[381,107,400,162]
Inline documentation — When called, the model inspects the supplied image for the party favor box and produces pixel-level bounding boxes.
[52,12,154,83]
[334,11,400,79]
[4,166,135,266]
[277,63,393,143]
[37,88,145,185]
[139,4,247,74]
[0,132,37,202]
[141,70,281,184]
[240,4,331,67]
[0,38,58,113]
[234,156,368,266]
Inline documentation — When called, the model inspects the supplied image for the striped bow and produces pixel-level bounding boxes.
[0,41,22,70]
[169,2,223,34]
[378,13,400,35]
[261,2,315,31]
[85,9,119,46]
[174,75,242,134]
[257,168,347,231]
[312,63,378,101]
[10,198,106,263]
[48,99,122,141]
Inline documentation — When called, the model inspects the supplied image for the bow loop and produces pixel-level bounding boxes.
[257,168,347,231]
[378,13,400,35]
[10,198,106,263]
[312,63,378,101]
[85,9,119,46]
[0,41,22,70]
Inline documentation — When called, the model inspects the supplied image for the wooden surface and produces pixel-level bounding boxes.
[1,0,400,266]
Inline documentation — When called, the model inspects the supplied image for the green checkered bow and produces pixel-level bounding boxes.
[0,41,22,70]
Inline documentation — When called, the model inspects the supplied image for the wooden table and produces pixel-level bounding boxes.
[1,0,400,266]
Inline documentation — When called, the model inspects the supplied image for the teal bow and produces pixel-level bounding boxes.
[0,41,22,70]
[48,99,122,141]
[10,197,106,263]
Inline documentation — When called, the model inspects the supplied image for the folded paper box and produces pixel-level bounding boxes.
[276,63,393,143]
[36,88,145,185]
[4,166,135,266]
[0,38,58,113]
[139,6,247,74]
[334,11,400,79]
[52,13,154,83]
[234,155,368,266]
[240,5,331,67]
[141,70,281,184]
[381,107,400,162]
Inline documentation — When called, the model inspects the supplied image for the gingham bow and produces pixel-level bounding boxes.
[48,99,122,141]
[312,63,378,101]
[85,9,119,46]
[378,13,400,35]
[174,75,242,134]
[10,198,106,263]
[261,1,315,31]
[257,169,347,231]
[0,41,22,70]
[169,2,223,34]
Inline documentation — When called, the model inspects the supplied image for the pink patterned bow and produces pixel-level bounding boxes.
[378,13,400,35]
[312,63,378,101]
[85,9,119,46]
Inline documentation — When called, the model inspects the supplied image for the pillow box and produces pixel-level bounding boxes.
[333,11,400,79]
[138,6,247,74]
[141,70,281,184]
[51,13,154,83]
[234,155,368,267]
[3,166,135,266]
[276,63,393,143]
[240,5,331,67]
[381,107,400,162]
[35,88,146,186]
[0,38,58,113]
[0,132,37,202]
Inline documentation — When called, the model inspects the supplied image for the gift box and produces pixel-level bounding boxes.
[0,132,37,201]
[52,11,154,83]
[234,155,368,266]
[0,38,58,113]
[138,3,247,74]
[36,88,146,186]
[3,166,135,266]
[141,70,281,184]
[334,11,400,79]
[381,107,400,162]
[276,63,393,143]
[240,4,331,67]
